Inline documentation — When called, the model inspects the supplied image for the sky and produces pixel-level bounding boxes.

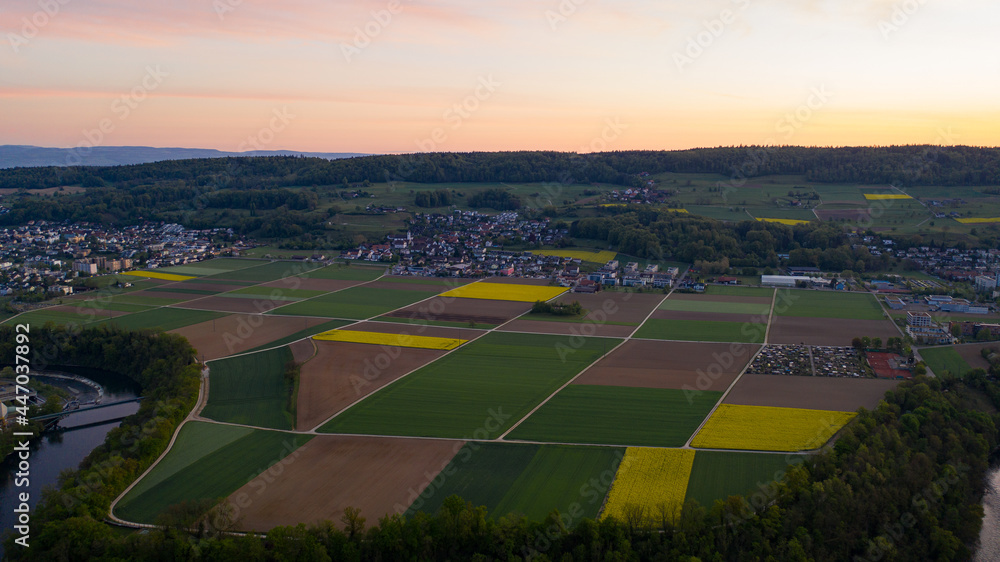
[0,0,997,154]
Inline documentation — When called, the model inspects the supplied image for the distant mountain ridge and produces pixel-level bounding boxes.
[0,145,368,168]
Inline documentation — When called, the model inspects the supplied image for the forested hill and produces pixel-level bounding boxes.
[3,145,1000,191]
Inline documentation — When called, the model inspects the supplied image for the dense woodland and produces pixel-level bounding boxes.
[4,146,1000,192]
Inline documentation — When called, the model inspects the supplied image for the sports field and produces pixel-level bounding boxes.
[919,346,973,377]
[507,385,721,447]
[320,332,619,438]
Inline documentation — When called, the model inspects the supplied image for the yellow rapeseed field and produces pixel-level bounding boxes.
[532,249,618,263]
[122,271,195,282]
[602,448,695,525]
[863,193,912,200]
[312,329,467,350]
[691,404,856,452]
[954,217,1000,224]
[756,218,812,226]
[438,282,567,302]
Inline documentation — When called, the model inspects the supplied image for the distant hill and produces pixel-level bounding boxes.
[0,145,368,168]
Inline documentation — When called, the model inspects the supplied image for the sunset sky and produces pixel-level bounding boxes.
[0,0,996,154]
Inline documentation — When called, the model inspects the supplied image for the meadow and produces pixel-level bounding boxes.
[633,318,766,343]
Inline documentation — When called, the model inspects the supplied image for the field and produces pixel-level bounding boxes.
[438,282,567,302]
[296,340,448,429]
[776,290,885,320]
[408,442,624,522]
[302,264,386,280]
[684,451,803,509]
[320,332,619,439]
[634,318,767,343]
[225,435,463,531]
[691,404,857,452]
[756,217,811,225]
[532,249,617,263]
[122,270,195,282]
[225,286,329,300]
[602,448,695,523]
[724,374,898,411]
[919,346,973,377]
[147,258,264,276]
[272,286,439,319]
[201,260,311,283]
[573,340,758,391]
[1,307,99,327]
[507,385,721,447]
[115,423,312,525]
[768,316,900,346]
[95,307,227,331]
[705,285,774,297]
[202,346,296,430]
[312,328,468,350]
[170,314,335,361]
[658,298,771,316]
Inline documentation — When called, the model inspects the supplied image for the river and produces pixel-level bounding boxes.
[977,464,1000,562]
[1,368,140,558]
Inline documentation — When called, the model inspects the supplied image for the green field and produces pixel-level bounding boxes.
[321,332,620,438]
[658,299,771,316]
[302,264,386,281]
[202,260,309,283]
[705,285,774,298]
[243,319,354,353]
[408,442,623,521]
[919,346,973,377]
[507,385,721,447]
[272,286,438,319]
[202,346,296,430]
[152,258,265,276]
[684,451,803,509]
[86,293,188,306]
[95,308,226,331]
[65,300,155,313]
[145,287,219,296]
[684,206,753,221]
[634,318,766,343]
[115,425,311,524]
[1,308,96,327]
[374,315,498,330]
[224,286,329,300]
[777,290,885,320]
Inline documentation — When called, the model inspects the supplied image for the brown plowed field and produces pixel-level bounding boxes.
[124,290,202,302]
[169,314,328,360]
[47,305,131,321]
[651,310,764,324]
[296,340,447,429]
[341,320,487,341]
[290,338,316,363]
[768,316,899,346]
[382,297,530,326]
[227,436,462,532]
[554,292,664,325]
[955,343,996,371]
[178,296,285,314]
[670,294,772,305]
[260,278,363,293]
[724,374,899,411]
[167,282,248,293]
[573,340,759,391]
[498,319,635,338]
